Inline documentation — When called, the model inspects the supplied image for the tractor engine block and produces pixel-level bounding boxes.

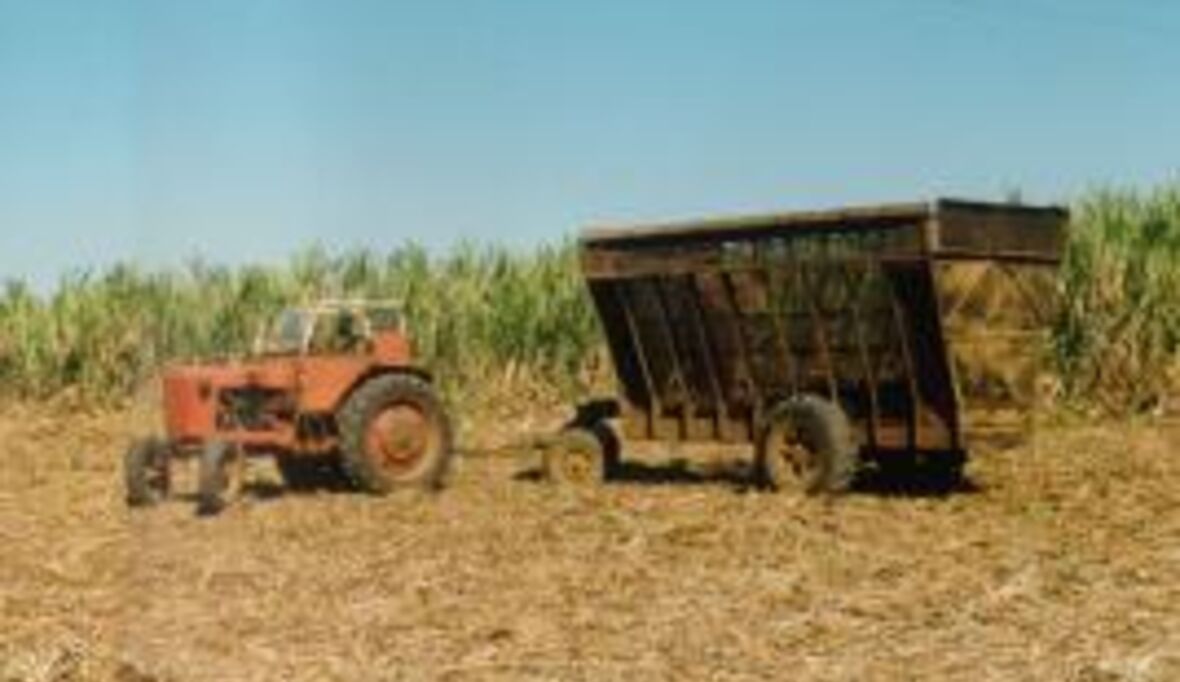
[217,387,294,431]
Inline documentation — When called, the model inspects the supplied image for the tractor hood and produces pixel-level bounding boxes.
[161,360,297,442]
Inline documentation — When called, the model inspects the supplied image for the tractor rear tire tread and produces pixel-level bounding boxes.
[337,373,454,494]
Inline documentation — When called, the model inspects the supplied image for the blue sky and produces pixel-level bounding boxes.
[1,0,1178,289]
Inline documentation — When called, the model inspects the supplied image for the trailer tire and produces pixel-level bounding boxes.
[543,425,618,486]
[337,373,454,494]
[124,436,171,507]
[756,396,857,495]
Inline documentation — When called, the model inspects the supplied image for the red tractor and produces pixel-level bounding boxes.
[124,301,453,515]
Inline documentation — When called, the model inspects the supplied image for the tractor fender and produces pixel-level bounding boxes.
[340,366,436,408]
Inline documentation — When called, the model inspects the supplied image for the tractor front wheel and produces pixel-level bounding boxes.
[197,440,243,516]
[337,374,454,494]
[124,436,172,507]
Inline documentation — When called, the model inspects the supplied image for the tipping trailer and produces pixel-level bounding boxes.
[544,199,1067,492]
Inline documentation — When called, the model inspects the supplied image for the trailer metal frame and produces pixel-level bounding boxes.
[577,199,1067,463]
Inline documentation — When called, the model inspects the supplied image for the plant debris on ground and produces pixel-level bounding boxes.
[1,402,1178,681]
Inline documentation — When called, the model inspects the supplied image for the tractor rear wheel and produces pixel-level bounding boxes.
[337,373,453,494]
[124,436,172,507]
[756,396,857,495]
[197,440,242,516]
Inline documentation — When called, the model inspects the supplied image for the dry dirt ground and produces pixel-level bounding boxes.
[1,401,1179,682]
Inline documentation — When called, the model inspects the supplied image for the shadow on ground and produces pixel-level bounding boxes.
[516,452,982,499]
[851,465,982,497]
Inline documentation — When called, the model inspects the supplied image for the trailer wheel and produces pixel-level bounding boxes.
[197,440,242,516]
[124,436,171,507]
[756,396,857,495]
[543,424,619,486]
[337,373,454,494]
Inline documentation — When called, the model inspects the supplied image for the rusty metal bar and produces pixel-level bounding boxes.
[779,250,806,395]
[684,274,728,439]
[887,274,921,451]
[651,278,691,439]
[582,202,931,246]
[613,280,659,438]
[719,272,763,428]
[762,266,800,399]
[847,261,881,450]
[917,260,963,450]
[799,265,839,402]
[584,250,938,281]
